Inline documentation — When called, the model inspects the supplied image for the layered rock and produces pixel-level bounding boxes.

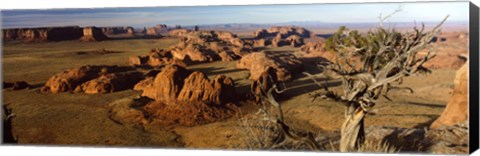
[101,26,134,35]
[250,67,279,102]
[167,29,192,37]
[170,44,218,62]
[41,65,142,94]
[430,61,469,129]
[131,65,238,126]
[140,65,191,103]
[145,27,158,36]
[237,52,303,81]
[2,26,83,42]
[41,66,103,93]
[76,72,143,94]
[177,72,237,105]
[128,48,186,67]
[294,42,342,65]
[80,27,108,41]
[253,26,311,39]
[166,30,249,62]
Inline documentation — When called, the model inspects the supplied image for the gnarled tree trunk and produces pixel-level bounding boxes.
[340,104,366,152]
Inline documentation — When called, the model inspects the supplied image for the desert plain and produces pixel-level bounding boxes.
[1,23,470,154]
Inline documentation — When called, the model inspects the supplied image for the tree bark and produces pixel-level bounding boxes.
[339,104,365,152]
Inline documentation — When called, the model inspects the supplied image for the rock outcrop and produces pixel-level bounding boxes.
[129,65,238,126]
[176,72,237,105]
[253,26,311,39]
[2,26,83,42]
[41,66,103,93]
[101,26,134,35]
[167,29,192,37]
[250,67,279,102]
[76,72,143,94]
[128,48,187,67]
[80,27,108,41]
[165,30,251,63]
[430,61,468,129]
[237,52,303,81]
[41,65,141,94]
[140,65,191,104]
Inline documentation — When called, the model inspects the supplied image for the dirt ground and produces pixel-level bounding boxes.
[1,30,467,152]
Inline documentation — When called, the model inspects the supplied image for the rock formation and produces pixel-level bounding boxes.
[128,48,187,67]
[430,61,469,129]
[176,72,237,105]
[237,52,303,81]
[41,65,141,94]
[145,27,159,36]
[2,26,83,42]
[129,65,238,126]
[253,26,311,39]
[76,72,143,94]
[250,67,279,102]
[140,65,191,104]
[41,66,103,93]
[166,30,250,63]
[80,27,108,41]
[167,29,192,37]
[101,26,134,35]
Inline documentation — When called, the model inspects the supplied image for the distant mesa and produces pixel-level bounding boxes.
[80,27,109,42]
[2,26,110,42]
[100,26,134,35]
[2,26,84,42]
[247,26,311,48]
[2,24,171,43]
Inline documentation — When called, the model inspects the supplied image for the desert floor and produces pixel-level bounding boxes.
[1,32,462,150]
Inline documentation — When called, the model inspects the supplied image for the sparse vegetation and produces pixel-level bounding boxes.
[306,16,449,151]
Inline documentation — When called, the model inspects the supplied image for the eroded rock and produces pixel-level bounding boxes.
[237,52,303,81]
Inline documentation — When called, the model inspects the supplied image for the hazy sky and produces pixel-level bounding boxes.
[0,1,469,28]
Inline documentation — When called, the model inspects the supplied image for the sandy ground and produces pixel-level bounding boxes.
[1,30,466,151]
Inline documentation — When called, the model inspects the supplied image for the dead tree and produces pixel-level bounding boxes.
[308,16,449,152]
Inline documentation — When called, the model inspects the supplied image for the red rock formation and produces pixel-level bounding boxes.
[133,77,154,91]
[80,27,108,41]
[134,65,238,126]
[170,44,217,62]
[177,72,237,105]
[237,52,303,81]
[76,72,143,94]
[101,26,134,35]
[41,65,142,94]
[253,26,312,39]
[128,49,187,67]
[250,67,278,102]
[167,29,192,37]
[253,38,269,47]
[41,66,102,93]
[145,27,158,36]
[430,61,469,129]
[3,26,86,42]
[214,31,237,41]
[218,51,239,62]
[141,65,191,104]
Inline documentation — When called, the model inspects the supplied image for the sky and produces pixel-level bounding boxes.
[0,1,469,28]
